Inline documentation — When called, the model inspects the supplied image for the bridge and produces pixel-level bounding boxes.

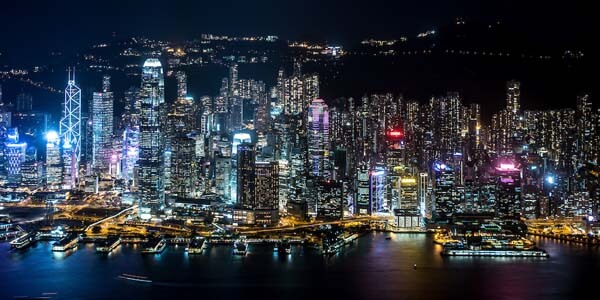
[84,205,138,232]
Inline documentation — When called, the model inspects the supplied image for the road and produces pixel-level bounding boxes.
[238,216,382,234]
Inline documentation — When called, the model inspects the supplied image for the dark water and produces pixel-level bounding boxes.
[0,233,598,300]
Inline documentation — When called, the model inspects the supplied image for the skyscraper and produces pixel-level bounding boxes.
[16,93,33,112]
[138,59,165,219]
[254,161,279,225]
[92,75,114,174]
[59,69,82,189]
[495,161,522,218]
[307,99,330,178]
[45,131,62,190]
[237,143,255,210]
[176,71,187,99]
[170,135,197,198]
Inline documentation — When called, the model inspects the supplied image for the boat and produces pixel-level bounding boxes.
[10,232,38,250]
[96,236,121,253]
[442,240,464,248]
[141,237,166,254]
[52,233,79,252]
[233,239,247,255]
[186,237,206,254]
[277,240,291,255]
[117,273,152,284]
[441,248,549,257]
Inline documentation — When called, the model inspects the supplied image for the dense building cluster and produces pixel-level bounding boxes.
[0,60,597,228]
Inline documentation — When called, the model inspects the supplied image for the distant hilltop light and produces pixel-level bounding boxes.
[143,58,162,68]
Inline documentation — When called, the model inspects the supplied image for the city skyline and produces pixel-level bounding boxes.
[0,2,597,300]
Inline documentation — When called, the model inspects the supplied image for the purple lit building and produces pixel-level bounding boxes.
[307,99,330,178]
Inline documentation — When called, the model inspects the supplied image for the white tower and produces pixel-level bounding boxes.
[59,68,82,189]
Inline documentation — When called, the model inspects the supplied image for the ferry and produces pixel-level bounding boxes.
[96,236,121,253]
[141,237,167,254]
[10,232,38,250]
[442,240,465,248]
[441,248,549,257]
[277,240,292,255]
[185,237,206,254]
[52,233,80,252]
[233,239,248,255]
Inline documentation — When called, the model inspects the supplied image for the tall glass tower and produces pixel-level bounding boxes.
[307,99,330,178]
[92,75,114,174]
[59,69,81,189]
[138,58,165,219]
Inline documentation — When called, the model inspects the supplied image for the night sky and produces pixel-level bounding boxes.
[0,0,594,62]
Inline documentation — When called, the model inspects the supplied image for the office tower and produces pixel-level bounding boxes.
[400,176,418,212]
[46,131,62,190]
[277,159,290,212]
[138,58,165,219]
[59,69,82,189]
[237,143,255,210]
[385,127,404,210]
[254,161,279,225]
[20,147,42,190]
[16,93,33,112]
[370,164,387,214]
[215,154,232,203]
[404,101,421,166]
[92,75,114,174]
[4,130,27,187]
[122,86,140,128]
[356,164,370,215]
[168,71,195,138]
[576,94,592,162]
[170,136,197,198]
[255,93,270,132]
[176,71,187,99]
[317,180,344,220]
[121,126,139,189]
[307,99,330,178]
[495,161,522,218]
[229,63,239,98]
[466,103,482,163]
[418,172,429,218]
[433,162,460,221]
[168,96,195,136]
[394,176,422,228]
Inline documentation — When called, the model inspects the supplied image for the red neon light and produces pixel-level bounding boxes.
[387,129,404,139]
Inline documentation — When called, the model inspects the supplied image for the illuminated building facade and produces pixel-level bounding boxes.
[370,164,387,214]
[433,162,460,221]
[138,58,165,218]
[46,131,62,190]
[237,143,255,210]
[495,161,522,218]
[59,69,82,189]
[254,161,279,225]
[92,75,114,174]
[307,99,330,178]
